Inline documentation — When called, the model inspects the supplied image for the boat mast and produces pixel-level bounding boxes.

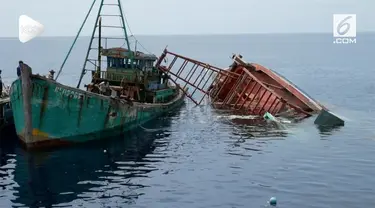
[75,0,133,88]
[117,0,133,67]
[97,17,102,77]
[76,0,104,88]
[54,0,97,81]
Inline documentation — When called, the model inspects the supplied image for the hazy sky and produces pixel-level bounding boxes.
[0,0,373,37]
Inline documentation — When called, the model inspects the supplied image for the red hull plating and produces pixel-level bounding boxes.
[155,49,325,119]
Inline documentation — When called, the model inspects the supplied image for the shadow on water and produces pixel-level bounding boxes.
[315,124,344,137]
[0,110,179,207]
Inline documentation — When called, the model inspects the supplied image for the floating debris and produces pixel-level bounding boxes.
[269,196,277,206]
[264,112,277,122]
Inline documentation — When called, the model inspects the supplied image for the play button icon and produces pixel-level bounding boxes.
[19,15,44,43]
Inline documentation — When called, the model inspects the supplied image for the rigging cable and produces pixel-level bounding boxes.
[54,0,98,81]
[120,12,154,55]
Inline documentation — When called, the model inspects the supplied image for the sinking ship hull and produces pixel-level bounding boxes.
[208,55,324,118]
[156,49,328,120]
[9,75,185,149]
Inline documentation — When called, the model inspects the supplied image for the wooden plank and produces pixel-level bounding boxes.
[21,63,33,144]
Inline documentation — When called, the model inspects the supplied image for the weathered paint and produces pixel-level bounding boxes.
[9,76,185,148]
[155,49,323,119]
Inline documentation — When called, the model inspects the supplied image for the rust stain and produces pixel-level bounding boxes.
[120,109,127,130]
[67,95,72,115]
[77,95,84,127]
[32,128,49,138]
[104,105,111,128]
[18,134,74,150]
[38,86,49,128]
[86,96,90,107]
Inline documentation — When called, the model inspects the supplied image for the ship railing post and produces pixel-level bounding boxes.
[233,77,253,108]
[20,63,33,145]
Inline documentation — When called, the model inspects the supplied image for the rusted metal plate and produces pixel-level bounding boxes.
[156,49,239,105]
[155,49,324,119]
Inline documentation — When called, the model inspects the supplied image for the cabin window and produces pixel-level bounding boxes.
[114,58,119,68]
[106,58,125,68]
[142,61,153,72]
[107,57,111,68]
[136,60,143,69]
[139,60,144,69]
[119,58,125,68]
[123,59,128,68]
[109,58,116,68]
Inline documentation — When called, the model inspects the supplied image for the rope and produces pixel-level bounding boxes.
[55,0,98,81]
[120,11,153,55]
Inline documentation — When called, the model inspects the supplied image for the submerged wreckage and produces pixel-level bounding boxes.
[155,49,344,127]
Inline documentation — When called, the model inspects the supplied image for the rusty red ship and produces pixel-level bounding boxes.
[155,48,342,125]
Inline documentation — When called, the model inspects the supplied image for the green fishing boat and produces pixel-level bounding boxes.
[9,0,185,148]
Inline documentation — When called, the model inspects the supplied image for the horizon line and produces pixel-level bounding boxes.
[1,31,374,39]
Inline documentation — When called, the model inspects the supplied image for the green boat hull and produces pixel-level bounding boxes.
[9,76,185,148]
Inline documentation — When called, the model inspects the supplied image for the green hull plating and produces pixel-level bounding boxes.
[9,76,185,147]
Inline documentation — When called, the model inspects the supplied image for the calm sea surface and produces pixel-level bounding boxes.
[0,33,375,207]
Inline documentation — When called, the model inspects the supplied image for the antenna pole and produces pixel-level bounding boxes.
[55,0,97,81]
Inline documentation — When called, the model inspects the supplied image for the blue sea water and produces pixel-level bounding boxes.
[0,33,375,207]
